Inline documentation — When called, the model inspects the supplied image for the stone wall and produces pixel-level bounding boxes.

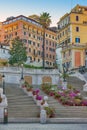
[0,67,59,85]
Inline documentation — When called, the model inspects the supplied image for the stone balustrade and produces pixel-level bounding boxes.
[0,67,59,85]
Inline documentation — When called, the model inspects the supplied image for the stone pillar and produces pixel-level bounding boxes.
[83,83,87,99]
[62,81,67,90]
[40,109,47,124]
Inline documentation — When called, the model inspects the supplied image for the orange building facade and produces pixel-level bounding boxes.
[0,15,57,67]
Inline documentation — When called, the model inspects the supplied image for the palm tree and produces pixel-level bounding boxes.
[39,12,51,68]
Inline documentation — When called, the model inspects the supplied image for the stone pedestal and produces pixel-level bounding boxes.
[27,91,32,97]
[0,94,8,120]
[43,96,49,107]
[62,81,67,90]
[40,109,47,124]
[83,83,87,91]
[83,83,87,99]
[36,100,42,106]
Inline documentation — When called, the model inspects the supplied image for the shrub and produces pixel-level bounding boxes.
[44,107,55,118]
[74,99,82,106]
[82,100,87,106]
[67,84,73,90]
[54,92,61,99]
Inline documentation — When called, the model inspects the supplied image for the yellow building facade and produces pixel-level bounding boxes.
[57,5,87,70]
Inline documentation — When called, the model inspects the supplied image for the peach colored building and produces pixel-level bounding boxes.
[0,15,57,67]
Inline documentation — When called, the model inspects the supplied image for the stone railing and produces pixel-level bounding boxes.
[0,89,8,122]
[0,67,59,85]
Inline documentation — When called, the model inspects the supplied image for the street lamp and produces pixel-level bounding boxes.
[21,64,24,80]
[20,64,24,86]
[62,64,66,82]
[62,64,68,90]
[2,73,5,94]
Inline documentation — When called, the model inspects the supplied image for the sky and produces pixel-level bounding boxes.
[0,0,87,26]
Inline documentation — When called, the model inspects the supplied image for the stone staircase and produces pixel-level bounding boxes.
[67,76,86,96]
[40,89,87,118]
[67,76,85,91]
[6,84,40,119]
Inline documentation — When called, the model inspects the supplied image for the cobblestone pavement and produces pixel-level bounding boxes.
[0,124,87,130]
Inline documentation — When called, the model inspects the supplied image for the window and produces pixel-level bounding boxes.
[46,54,48,57]
[46,47,48,50]
[52,36,54,39]
[34,58,35,61]
[63,52,65,58]
[53,56,55,59]
[33,35,35,38]
[28,40,31,44]
[38,59,40,62]
[23,39,27,43]
[75,37,80,43]
[29,34,31,37]
[76,27,79,32]
[60,33,61,38]
[69,50,71,56]
[24,32,26,35]
[15,32,17,35]
[68,38,70,43]
[58,35,59,39]
[49,41,51,46]
[38,51,40,55]
[76,16,79,21]
[46,34,48,37]
[50,54,51,58]
[46,61,49,64]
[33,49,35,55]
[46,40,48,45]
[62,31,64,36]
[50,62,52,65]
[49,35,51,38]
[33,42,35,45]
[85,50,87,55]
[30,57,32,61]
[37,43,40,47]
[29,48,31,52]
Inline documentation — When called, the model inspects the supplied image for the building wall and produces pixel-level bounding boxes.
[0,15,57,67]
[57,5,87,69]
[0,68,59,85]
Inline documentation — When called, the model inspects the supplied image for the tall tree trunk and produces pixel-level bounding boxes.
[43,28,45,68]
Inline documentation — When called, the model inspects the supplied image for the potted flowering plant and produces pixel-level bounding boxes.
[36,95,43,106]
[32,89,40,100]
[26,84,33,97]
[22,81,28,88]
[44,107,55,118]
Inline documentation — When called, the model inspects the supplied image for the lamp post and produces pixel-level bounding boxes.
[2,73,5,94]
[20,64,24,87]
[21,64,24,80]
[63,65,66,82]
[62,64,68,89]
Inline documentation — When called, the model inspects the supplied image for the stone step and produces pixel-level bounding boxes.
[40,88,87,118]
[5,85,40,119]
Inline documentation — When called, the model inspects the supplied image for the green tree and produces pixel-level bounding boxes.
[39,12,51,68]
[9,37,27,65]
